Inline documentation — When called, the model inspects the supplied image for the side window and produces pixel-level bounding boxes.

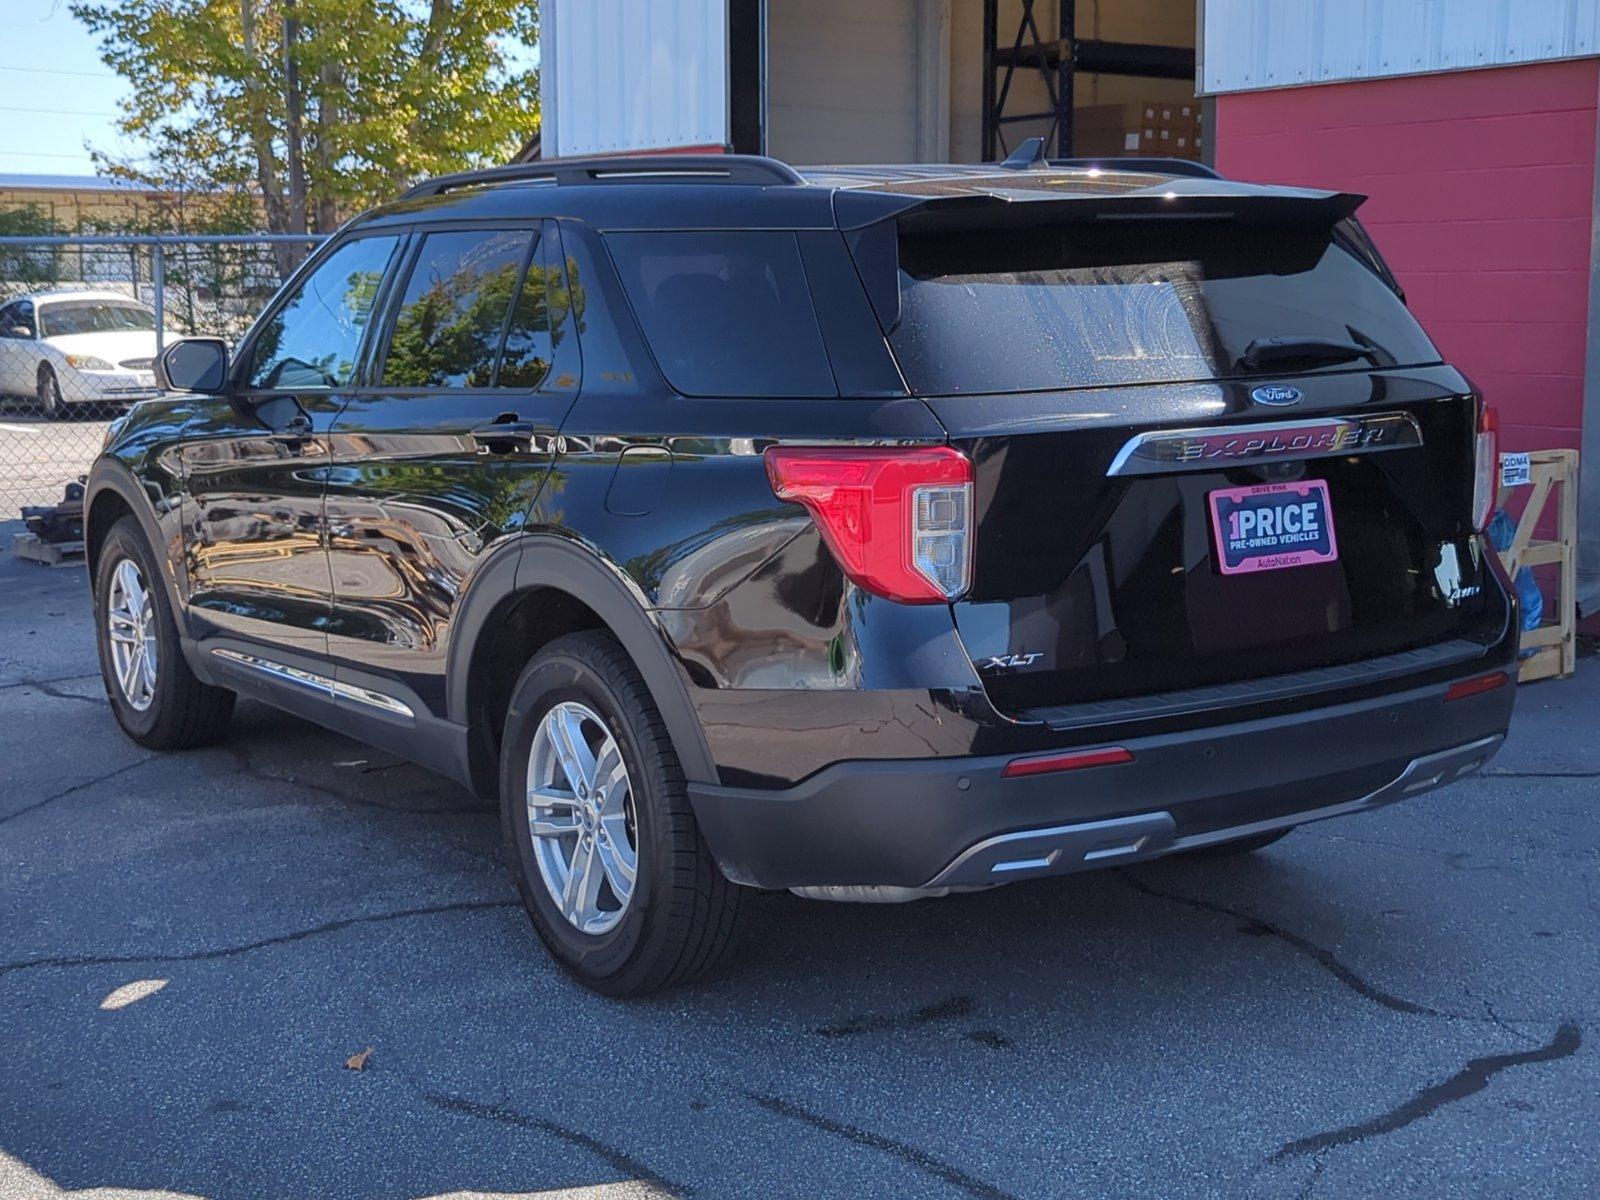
[381,229,535,388]
[247,235,398,389]
[495,233,554,389]
[605,230,837,398]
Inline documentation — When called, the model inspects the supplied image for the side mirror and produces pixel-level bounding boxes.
[6,324,32,339]
[156,337,229,393]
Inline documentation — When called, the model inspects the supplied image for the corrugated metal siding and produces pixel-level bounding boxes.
[547,0,727,156]
[1204,0,1600,94]
[1216,58,1598,456]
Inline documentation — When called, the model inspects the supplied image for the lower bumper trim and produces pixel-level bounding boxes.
[922,733,1502,889]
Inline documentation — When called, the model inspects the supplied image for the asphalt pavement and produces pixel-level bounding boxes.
[0,531,1594,1199]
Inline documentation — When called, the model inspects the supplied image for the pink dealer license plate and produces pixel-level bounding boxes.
[1208,480,1339,575]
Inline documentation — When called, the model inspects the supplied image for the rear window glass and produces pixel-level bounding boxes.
[887,223,1439,396]
[606,231,836,398]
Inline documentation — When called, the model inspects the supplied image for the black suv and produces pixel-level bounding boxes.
[87,151,1517,995]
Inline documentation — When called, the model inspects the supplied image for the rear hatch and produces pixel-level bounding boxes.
[846,176,1507,723]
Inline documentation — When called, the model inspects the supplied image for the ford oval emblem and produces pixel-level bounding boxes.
[1252,385,1303,407]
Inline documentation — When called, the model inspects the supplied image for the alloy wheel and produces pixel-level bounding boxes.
[526,701,638,935]
[106,557,158,711]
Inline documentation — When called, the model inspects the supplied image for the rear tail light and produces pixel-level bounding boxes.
[764,445,973,603]
[1472,401,1498,531]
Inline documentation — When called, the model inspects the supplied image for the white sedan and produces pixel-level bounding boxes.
[0,291,177,418]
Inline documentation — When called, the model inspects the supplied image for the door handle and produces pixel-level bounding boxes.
[470,418,538,454]
[268,413,314,444]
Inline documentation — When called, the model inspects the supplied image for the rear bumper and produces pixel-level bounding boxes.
[688,672,1514,889]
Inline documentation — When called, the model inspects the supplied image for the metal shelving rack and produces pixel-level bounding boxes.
[981,0,1197,160]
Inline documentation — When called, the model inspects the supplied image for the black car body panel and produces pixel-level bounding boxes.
[86,156,1518,894]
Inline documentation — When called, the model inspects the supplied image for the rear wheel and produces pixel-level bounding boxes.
[36,366,63,419]
[500,631,741,995]
[1181,829,1292,859]
[93,516,235,749]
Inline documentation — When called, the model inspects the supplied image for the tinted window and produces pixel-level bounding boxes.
[888,223,1440,396]
[38,301,156,335]
[247,235,398,389]
[606,231,836,398]
[382,230,534,388]
[496,234,554,389]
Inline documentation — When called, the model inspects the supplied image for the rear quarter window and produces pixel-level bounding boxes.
[606,231,837,398]
[888,222,1439,396]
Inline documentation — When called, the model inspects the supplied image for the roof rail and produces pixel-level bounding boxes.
[400,153,805,200]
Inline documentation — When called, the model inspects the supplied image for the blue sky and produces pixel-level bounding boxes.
[0,1,137,176]
[0,2,540,179]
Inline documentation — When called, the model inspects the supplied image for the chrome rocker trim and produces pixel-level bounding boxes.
[922,734,1502,889]
[209,648,415,720]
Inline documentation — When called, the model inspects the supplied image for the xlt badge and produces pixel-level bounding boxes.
[983,652,1043,670]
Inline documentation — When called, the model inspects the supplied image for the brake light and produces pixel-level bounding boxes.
[1472,401,1498,531]
[764,445,973,603]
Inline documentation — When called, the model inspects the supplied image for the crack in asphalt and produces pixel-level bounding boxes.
[0,672,100,693]
[0,897,517,978]
[0,756,154,827]
[815,994,977,1038]
[1272,1023,1582,1161]
[1118,871,1447,1018]
[420,1092,685,1197]
[745,1091,1018,1200]
[3,675,108,708]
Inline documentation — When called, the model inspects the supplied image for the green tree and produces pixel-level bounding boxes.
[72,0,540,248]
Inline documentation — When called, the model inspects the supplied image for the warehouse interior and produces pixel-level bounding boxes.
[753,0,1201,166]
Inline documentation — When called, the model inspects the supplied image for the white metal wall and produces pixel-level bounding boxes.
[1203,0,1600,94]
[544,0,728,157]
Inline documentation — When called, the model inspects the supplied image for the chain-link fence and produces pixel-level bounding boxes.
[0,234,325,512]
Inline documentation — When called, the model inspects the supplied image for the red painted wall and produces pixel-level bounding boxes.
[1216,59,1598,457]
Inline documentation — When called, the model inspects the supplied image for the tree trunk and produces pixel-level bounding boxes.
[240,0,295,277]
[281,0,310,275]
[312,58,343,233]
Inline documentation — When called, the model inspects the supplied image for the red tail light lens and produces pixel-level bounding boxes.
[764,445,973,603]
[1473,401,1498,531]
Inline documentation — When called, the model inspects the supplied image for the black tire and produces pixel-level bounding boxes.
[36,365,64,420]
[93,515,235,749]
[1180,829,1292,859]
[500,630,741,996]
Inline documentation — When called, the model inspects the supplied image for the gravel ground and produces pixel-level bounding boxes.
[0,532,1594,1199]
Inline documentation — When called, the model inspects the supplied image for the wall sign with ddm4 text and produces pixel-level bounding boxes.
[1500,453,1531,488]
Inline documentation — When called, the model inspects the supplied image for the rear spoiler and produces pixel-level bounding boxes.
[833,180,1365,233]
[836,182,1368,335]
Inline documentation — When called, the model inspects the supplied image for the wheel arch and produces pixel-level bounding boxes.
[84,460,191,639]
[450,534,719,797]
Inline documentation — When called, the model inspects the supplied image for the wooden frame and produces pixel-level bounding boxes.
[1496,448,1578,683]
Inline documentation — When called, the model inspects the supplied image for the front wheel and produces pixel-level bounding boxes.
[36,366,64,419]
[500,631,741,995]
[93,516,235,749]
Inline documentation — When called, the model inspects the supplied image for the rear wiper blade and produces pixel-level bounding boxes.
[1236,335,1377,372]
